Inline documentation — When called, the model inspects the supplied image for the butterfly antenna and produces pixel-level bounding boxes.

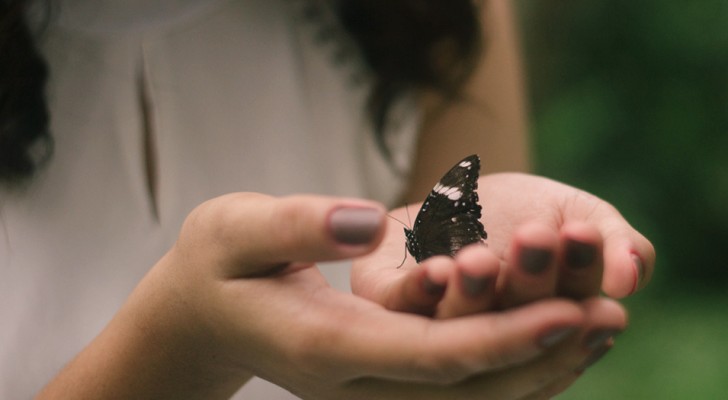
[386,207,412,268]
[386,213,408,228]
[395,244,407,268]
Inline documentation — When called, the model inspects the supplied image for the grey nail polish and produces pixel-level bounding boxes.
[329,207,382,245]
[576,343,612,373]
[583,329,621,351]
[565,240,597,269]
[461,274,491,297]
[520,247,553,274]
[423,276,446,296]
[538,326,577,349]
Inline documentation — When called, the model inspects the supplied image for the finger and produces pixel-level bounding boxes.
[328,299,585,384]
[344,298,624,400]
[516,372,579,400]
[189,193,386,277]
[499,223,560,308]
[379,256,451,316]
[447,297,626,399]
[351,204,422,308]
[436,245,500,318]
[578,201,656,297]
[576,297,626,356]
[600,227,656,298]
[352,201,456,316]
[556,222,604,299]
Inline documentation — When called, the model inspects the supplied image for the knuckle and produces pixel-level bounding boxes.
[210,193,265,239]
[271,197,313,251]
[182,192,274,249]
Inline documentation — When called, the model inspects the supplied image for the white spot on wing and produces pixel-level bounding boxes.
[459,160,472,168]
[447,190,463,201]
[433,183,463,200]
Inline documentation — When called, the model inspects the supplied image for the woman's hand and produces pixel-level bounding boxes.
[479,173,655,299]
[38,192,625,400]
[352,172,655,318]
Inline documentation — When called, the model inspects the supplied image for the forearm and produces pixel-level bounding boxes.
[36,253,253,400]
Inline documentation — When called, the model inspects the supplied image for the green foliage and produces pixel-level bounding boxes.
[515,2,728,397]
[560,295,728,399]
[517,0,728,292]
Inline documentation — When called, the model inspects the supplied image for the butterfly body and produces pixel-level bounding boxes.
[404,154,487,263]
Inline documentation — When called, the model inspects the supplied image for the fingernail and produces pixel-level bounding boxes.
[583,329,621,351]
[537,326,578,349]
[519,247,553,275]
[329,207,382,245]
[461,273,492,297]
[565,239,597,269]
[575,343,612,373]
[630,252,645,294]
[422,275,446,297]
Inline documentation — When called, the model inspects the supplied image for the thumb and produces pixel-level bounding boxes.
[183,193,387,278]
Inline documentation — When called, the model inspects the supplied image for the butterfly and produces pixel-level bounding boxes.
[404,154,487,263]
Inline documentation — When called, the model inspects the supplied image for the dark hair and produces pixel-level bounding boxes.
[0,0,481,187]
[0,0,52,188]
[337,0,482,161]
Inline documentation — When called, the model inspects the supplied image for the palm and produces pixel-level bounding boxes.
[352,173,654,313]
[478,173,603,256]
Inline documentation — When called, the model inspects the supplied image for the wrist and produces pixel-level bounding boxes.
[38,251,253,399]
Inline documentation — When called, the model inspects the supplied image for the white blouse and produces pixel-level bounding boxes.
[0,1,419,398]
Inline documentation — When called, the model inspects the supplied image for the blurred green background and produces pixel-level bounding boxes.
[515,1,728,398]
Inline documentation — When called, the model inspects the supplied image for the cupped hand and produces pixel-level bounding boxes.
[46,192,625,400]
[352,172,655,318]
[479,173,655,299]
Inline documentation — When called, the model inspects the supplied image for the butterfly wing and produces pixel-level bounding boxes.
[406,154,487,263]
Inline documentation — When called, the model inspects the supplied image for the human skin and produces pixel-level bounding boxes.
[36,188,634,399]
[354,173,655,319]
[26,1,650,398]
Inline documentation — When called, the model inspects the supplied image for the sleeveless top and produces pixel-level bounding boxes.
[0,1,419,398]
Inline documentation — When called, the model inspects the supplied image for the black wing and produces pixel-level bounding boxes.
[405,154,487,263]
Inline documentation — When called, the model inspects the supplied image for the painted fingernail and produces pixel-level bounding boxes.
[583,329,621,351]
[565,239,597,269]
[461,273,492,297]
[575,343,612,373]
[537,326,578,349]
[422,275,446,297]
[329,207,382,245]
[519,247,553,275]
[630,252,645,294]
